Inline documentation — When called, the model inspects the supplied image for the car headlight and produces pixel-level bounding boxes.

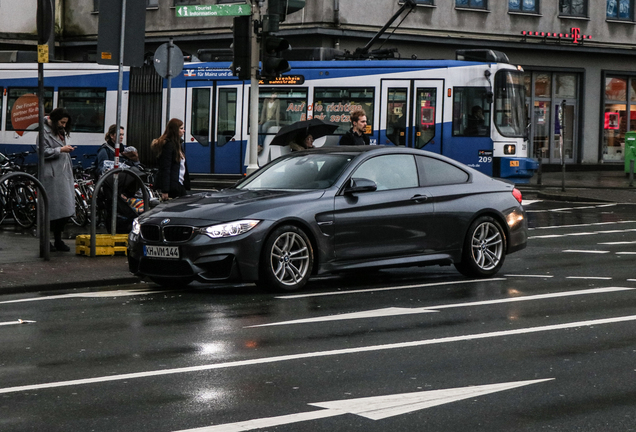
[506,209,524,228]
[132,218,140,235]
[201,220,260,238]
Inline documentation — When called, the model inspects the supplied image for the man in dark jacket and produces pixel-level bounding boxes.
[339,109,370,146]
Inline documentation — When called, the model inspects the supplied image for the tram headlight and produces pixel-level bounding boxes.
[504,144,516,155]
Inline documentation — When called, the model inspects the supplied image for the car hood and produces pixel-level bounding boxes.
[141,188,326,224]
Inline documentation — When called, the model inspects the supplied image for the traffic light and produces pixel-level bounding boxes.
[260,31,291,78]
[269,0,306,23]
[231,15,251,80]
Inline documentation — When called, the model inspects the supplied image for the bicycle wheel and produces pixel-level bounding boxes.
[9,181,37,229]
[70,189,89,227]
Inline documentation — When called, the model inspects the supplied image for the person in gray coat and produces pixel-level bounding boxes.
[37,108,76,252]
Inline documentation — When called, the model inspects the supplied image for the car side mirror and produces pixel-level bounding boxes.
[344,177,377,194]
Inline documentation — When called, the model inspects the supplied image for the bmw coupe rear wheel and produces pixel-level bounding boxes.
[455,216,506,277]
[259,225,313,292]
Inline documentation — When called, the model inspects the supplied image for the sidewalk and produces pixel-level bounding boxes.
[1,168,636,296]
[519,167,636,204]
[0,223,140,295]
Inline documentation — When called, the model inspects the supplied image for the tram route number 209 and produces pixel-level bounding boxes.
[479,156,492,163]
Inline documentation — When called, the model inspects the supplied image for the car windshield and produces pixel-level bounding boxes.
[237,153,354,190]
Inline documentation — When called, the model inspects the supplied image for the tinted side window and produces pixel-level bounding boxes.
[353,154,418,191]
[418,156,469,186]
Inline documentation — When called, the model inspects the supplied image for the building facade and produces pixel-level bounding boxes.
[3,0,636,167]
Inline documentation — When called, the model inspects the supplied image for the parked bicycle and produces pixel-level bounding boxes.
[0,151,38,229]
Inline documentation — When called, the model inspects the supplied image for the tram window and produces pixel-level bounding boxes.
[452,87,490,137]
[191,88,211,143]
[6,88,53,132]
[217,88,237,147]
[417,155,469,186]
[415,88,437,149]
[386,88,407,146]
[58,88,106,133]
[494,70,526,138]
[253,88,308,136]
[314,87,374,134]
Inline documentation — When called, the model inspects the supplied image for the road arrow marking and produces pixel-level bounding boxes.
[250,287,634,328]
[0,289,168,305]
[175,379,554,431]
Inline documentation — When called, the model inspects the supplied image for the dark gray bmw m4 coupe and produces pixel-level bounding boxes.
[128,146,527,291]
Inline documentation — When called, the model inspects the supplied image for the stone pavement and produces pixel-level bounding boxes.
[1,167,635,295]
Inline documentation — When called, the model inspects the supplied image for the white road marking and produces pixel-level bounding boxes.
[276,278,506,300]
[529,220,636,230]
[598,241,636,245]
[0,319,36,326]
[562,250,610,254]
[565,276,613,280]
[521,200,542,206]
[176,379,554,431]
[504,274,554,278]
[526,204,618,213]
[530,229,636,239]
[1,314,634,396]
[0,289,168,305]
[616,252,636,255]
[248,287,634,328]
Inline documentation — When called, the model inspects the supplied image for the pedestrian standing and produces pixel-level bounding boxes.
[151,118,190,200]
[37,108,76,252]
[96,125,140,178]
[339,109,370,146]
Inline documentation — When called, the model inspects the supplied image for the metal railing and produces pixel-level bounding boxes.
[90,167,150,258]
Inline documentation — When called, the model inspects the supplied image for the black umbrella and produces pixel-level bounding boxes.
[270,118,340,146]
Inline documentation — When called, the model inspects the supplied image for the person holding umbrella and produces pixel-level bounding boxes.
[339,109,370,146]
[290,132,314,151]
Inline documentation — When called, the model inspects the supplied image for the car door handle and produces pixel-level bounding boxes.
[410,194,428,203]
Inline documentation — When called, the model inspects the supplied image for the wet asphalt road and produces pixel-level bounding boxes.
[1,199,636,431]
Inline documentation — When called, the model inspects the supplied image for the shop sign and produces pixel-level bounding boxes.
[521,27,591,44]
[605,112,620,130]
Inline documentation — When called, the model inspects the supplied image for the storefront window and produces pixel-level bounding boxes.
[534,74,551,98]
[555,74,577,99]
[602,75,636,163]
[524,71,580,164]
[606,77,627,101]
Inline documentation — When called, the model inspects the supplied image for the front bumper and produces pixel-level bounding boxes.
[128,219,272,283]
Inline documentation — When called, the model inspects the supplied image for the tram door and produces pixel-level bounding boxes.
[379,80,444,154]
[185,82,243,174]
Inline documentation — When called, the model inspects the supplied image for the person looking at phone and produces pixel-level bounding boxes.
[37,107,76,252]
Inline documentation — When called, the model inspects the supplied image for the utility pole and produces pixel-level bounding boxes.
[247,0,261,174]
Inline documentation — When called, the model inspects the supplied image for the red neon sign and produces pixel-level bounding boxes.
[521,27,591,44]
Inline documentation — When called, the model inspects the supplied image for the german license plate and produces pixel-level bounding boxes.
[144,245,179,259]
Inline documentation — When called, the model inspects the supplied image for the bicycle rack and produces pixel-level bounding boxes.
[90,167,150,258]
[0,172,50,261]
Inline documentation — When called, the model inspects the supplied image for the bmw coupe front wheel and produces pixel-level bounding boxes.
[455,216,506,278]
[259,225,313,292]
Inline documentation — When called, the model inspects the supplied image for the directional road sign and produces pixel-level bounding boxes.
[176,4,251,17]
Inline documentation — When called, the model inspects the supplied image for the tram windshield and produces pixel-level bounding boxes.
[494,70,526,138]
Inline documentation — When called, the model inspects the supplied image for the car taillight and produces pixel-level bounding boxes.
[512,188,523,204]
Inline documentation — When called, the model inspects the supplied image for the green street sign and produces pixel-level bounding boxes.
[176,4,251,18]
